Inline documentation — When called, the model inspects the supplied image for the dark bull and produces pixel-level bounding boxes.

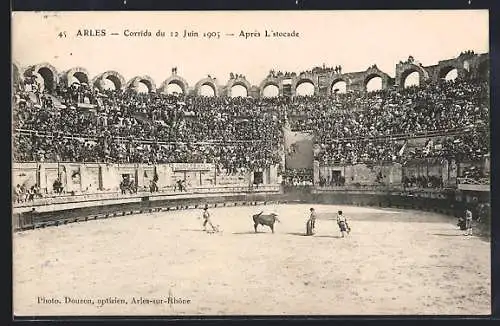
[253,211,280,233]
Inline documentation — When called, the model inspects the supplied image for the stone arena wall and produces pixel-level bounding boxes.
[14,186,487,232]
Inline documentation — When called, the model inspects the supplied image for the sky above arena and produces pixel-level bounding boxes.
[12,10,489,86]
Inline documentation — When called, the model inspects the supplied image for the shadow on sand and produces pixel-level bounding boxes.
[433,232,490,243]
[180,228,206,232]
[432,233,465,237]
[285,232,342,239]
[315,235,343,239]
[232,231,271,235]
[286,232,308,237]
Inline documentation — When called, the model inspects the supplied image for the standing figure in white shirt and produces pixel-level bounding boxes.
[336,210,350,238]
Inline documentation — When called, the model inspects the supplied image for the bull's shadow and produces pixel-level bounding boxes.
[232,231,273,235]
[232,228,279,235]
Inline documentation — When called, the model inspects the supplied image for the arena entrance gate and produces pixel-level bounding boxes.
[253,171,263,185]
[120,172,138,193]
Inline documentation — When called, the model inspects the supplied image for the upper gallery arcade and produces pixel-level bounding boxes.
[13,51,489,98]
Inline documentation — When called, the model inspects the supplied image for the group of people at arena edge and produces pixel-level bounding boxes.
[198,205,351,237]
[198,204,478,237]
[306,207,351,237]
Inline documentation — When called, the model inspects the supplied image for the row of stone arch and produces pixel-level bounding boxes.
[13,54,489,96]
[395,54,489,89]
[13,64,391,96]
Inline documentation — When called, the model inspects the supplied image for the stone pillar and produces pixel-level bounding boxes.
[449,160,458,185]
[390,163,402,185]
[156,164,173,189]
[442,159,449,186]
[262,168,269,185]
[101,164,118,191]
[98,166,104,190]
[80,164,89,192]
[269,164,278,184]
[344,165,353,185]
[313,161,320,186]
[248,171,254,187]
[134,165,139,187]
[58,165,68,192]
[62,164,75,192]
[137,166,144,189]
[39,164,47,193]
[313,85,320,96]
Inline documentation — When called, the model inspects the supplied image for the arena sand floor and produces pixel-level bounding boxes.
[13,204,490,316]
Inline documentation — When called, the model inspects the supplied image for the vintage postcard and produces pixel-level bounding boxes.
[12,10,491,316]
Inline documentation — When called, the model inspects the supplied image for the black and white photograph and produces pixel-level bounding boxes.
[11,10,491,316]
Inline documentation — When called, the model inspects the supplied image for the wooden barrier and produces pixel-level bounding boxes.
[13,189,462,232]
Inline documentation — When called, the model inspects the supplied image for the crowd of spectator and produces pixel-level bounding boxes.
[266,64,342,79]
[13,82,286,172]
[301,64,342,75]
[282,168,314,186]
[290,78,488,138]
[318,174,346,187]
[402,175,443,189]
[13,183,43,203]
[460,165,489,181]
[313,128,489,166]
[267,70,296,78]
[229,73,246,79]
[303,78,489,165]
[13,73,489,178]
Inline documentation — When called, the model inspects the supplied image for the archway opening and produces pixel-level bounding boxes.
[37,67,55,92]
[403,71,420,88]
[200,84,215,97]
[104,75,122,91]
[438,66,458,82]
[69,76,81,85]
[366,76,382,92]
[75,72,88,84]
[331,80,347,94]
[136,81,150,93]
[263,84,279,97]
[166,83,183,95]
[102,78,117,90]
[444,68,458,81]
[231,84,248,98]
[295,81,315,96]
[70,72,89,85]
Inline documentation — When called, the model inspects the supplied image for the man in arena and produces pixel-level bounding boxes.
[200,205,218,233]
[309,208,317,230]
[336,210,350,238]
[464,208,473,236]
